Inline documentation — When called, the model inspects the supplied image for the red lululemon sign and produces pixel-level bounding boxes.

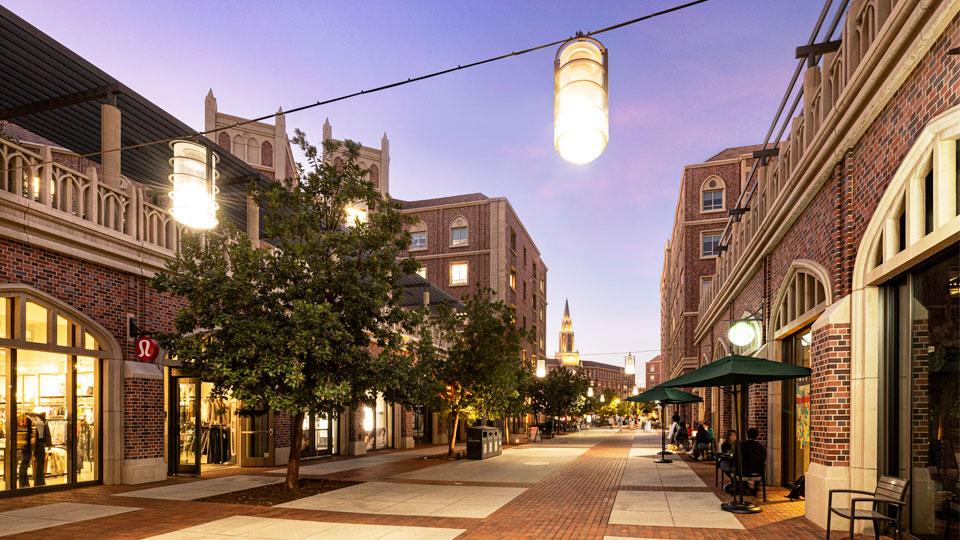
[136,336,160,362]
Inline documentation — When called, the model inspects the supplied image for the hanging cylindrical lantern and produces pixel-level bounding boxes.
[169,140,219,229]
[536,358,546,378]
[587,384,594,398]
[554,34,608,164]
[632,386,639,396]
[624,353,635,375]
[600,393,605,403]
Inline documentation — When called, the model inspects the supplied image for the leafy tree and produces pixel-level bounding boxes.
[412,286,528,455]
[539,367,589,419]
[152,133,419,491]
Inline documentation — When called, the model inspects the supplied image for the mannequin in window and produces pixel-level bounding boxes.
[18,411,52,487]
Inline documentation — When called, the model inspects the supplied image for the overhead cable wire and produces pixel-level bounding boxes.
[2,0,709,172]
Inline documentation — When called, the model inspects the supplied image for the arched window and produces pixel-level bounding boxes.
[701,175,725,212]
[450,215,468,247]
[771,260,831,339]
[369,164,380,190]
[247,138,260,166]
[261,141,273,168]
[217,132,231,152]
[232,135,245,161]
[0,285,120,492]
[409,221,427,251]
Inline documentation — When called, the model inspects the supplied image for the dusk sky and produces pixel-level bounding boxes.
[8,1,823,371]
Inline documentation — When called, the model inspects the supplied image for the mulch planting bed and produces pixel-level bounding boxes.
[197,478,359,506]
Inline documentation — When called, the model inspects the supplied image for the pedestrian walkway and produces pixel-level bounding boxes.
[117,475,282,501]
[0,428,868,539]
[272,444,465,477]
[0,503,138,537]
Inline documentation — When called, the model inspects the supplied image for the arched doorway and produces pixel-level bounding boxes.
[852,105,960,539]
[0,285,120,493]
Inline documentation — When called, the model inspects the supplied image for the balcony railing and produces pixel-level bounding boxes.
[698,0,898,320]
[0,136,183,254]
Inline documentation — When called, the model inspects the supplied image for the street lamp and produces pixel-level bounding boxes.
[554,34,609,164]
[169,140,219,229]
[632,386,639,396]
[624,353,635,375]
[728,321,756,347]
[536,358,546,378]
[587,385,594,398]
[600,393,605,403]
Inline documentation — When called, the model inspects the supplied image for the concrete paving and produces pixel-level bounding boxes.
[619,445,706,487]
[143,515,465,540]
[0,503,139,537]
[269,445,465,477]
[115,475,283,500]
[607,490,744,530]
[276,481,525,518]
[392,445,588,483]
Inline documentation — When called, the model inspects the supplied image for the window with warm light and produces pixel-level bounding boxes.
[25,301,47,343]
[510,268,517,290]
[344,206,368,226]
[450,262,468,285]
[410,231,427,250]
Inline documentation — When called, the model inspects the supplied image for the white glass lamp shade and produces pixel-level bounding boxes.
[600,393,605,403]
[632,386,639,396]
[587,385,594,398]
[554,37,608,164]
[536,358,546,378]
[624,354,635,375]
[169,140,219,229]
[728,320,757,347]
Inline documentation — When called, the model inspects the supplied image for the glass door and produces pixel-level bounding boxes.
[173,377,200,475]
[781,326,812,487]
[239,412,273,466]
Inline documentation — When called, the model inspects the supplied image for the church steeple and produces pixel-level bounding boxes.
[556,298,580,366]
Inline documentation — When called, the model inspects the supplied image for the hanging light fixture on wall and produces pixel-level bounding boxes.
[554,34,609,165]
[169,140,219,229]
[536,358,546,378]
[624,353,635,375]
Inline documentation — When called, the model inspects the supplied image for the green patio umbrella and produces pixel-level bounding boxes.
[626,386,702,464]
[660,354,811,514]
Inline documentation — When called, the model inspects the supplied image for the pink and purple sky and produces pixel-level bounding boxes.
[7,1,824,370]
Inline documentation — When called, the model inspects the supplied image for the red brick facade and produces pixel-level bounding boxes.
[809,323,850,466]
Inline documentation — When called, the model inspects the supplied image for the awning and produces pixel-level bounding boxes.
[0,5,269,229]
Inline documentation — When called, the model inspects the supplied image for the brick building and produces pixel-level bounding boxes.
[0,8,459,495]
[661,2,959,536]
[644,355,661,390]
[400,194,548,362]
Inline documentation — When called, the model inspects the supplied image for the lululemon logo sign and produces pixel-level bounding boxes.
[136,336,160,363]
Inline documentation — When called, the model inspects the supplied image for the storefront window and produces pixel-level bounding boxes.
[782,326,812,486]
[0,294,105,492]
[363,395,392,451]
[883,247,959,539]
[200,382,237,470]
[24,302,46,344]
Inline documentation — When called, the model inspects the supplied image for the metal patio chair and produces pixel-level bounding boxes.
[826,476,909,540]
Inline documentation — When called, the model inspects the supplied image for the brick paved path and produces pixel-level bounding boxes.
[0,430,875,539]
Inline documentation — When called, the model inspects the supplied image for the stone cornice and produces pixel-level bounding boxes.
[0,190,173,277]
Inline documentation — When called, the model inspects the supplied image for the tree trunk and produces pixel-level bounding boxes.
[286,411,305,492]
[448,411,459,456]
[504,421,510,446]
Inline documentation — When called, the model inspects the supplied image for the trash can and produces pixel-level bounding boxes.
[466,426,502,460]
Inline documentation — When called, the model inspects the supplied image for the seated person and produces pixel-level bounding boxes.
[718,430,738,490]
[674,421,690,449]
[739,428,767,495]
[694,421,714,460]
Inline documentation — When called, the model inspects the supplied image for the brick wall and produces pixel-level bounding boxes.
[274,412,291,447]
[748,382,768,445]
[123,377,163,459]
[809,323,850,466]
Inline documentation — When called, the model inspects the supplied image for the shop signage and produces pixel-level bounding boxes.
[136,336,160,362]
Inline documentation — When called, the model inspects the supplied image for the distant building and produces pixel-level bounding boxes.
[400,194,547,362]
[644,355,662,389]
[544,300,635,397]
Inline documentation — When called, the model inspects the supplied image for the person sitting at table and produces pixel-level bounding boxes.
[694,421,714,460]
[739,428,767,495]
[718,430,738,491]
[675,421,690,450]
